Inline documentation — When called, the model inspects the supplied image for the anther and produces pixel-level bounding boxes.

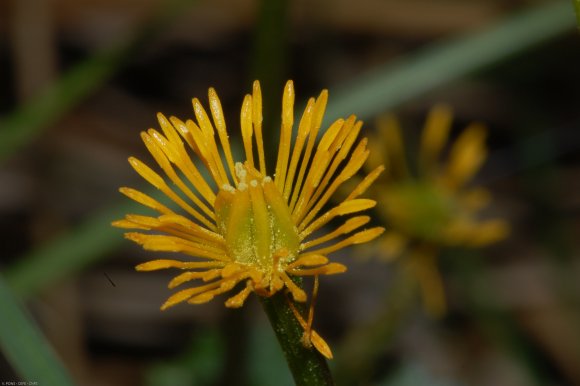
[222,184,235,193]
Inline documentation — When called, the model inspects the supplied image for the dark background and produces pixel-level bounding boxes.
[0,0,579,385]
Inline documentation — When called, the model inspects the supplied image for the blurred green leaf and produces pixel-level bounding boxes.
[334,264,417,385]
[0,274,76,385]
[378,364,459,386]
[324,0,574,125]
[574,0,580,27]
[248,319,293,386]
[0,48,125,162]
[145,328,224,386]
[4,200,137,298]
[0,0,198,163]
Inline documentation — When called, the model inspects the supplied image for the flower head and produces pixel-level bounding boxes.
[113,80,384,358]
[365,105,509,316]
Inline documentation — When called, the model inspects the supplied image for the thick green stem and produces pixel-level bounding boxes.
[260,292,334,386]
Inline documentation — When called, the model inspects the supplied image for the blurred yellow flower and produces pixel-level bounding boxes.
[113,80,384,358]
[367,105,509,316]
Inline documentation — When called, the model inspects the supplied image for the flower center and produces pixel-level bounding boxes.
[214,163,300,275]
[382,180,455,241]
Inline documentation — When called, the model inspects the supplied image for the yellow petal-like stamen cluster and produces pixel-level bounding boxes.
[365,105,509,317]
[114,80,384,358]
[370,106,508,250]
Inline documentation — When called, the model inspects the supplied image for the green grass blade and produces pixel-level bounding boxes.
[0,0,197,163]
[324,0,575,125]
[4,199,140,298]
[0,274,76,385]
[0,49,125,162]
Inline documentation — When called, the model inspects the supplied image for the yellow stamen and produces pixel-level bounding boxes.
[280,271,307,302]
[225,282,254,308]
[286,289,333,359]
[141,131,215,221]
[304,227,385,257]
[283,98,315,201]
[288,91,329,211]
[445,123,487,189]
[252,81,266,175]
[300,200,376,240]
[169,116,201,156]
[379,114,409,179]
[468,219,510,246]
[192,98,230,185]
[346,165,385,200]
[168,269,223,288]
[158,214,224,245]
[123,214,162,228]
[407,249,446,318]
[301,216,370,249]
[298,139,370,231]
[419,104,453,175]
[287,254,329,269]
[240,94,255,169]
[148,125,216,205]
[275,80,295,191]
[128,157,216,231]
[208,87,238,184]
[290,117,344,216]
[288,263,346,276]
[186,118,228,188]
[135,259,225,271]
[126,233,229,261]
[307,118,361,213]
[459,188,491,212]
[118,187,173,215]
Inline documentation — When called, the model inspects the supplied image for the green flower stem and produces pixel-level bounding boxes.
[260,292,334,386]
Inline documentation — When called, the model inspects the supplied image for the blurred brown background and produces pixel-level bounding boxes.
[1,0,579,385]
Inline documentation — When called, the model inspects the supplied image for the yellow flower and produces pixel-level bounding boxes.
[366,105,509,316]
[113,80,384,358]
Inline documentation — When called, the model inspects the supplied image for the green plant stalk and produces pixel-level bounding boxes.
[260,291,334,386]
[0,274,76,385]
